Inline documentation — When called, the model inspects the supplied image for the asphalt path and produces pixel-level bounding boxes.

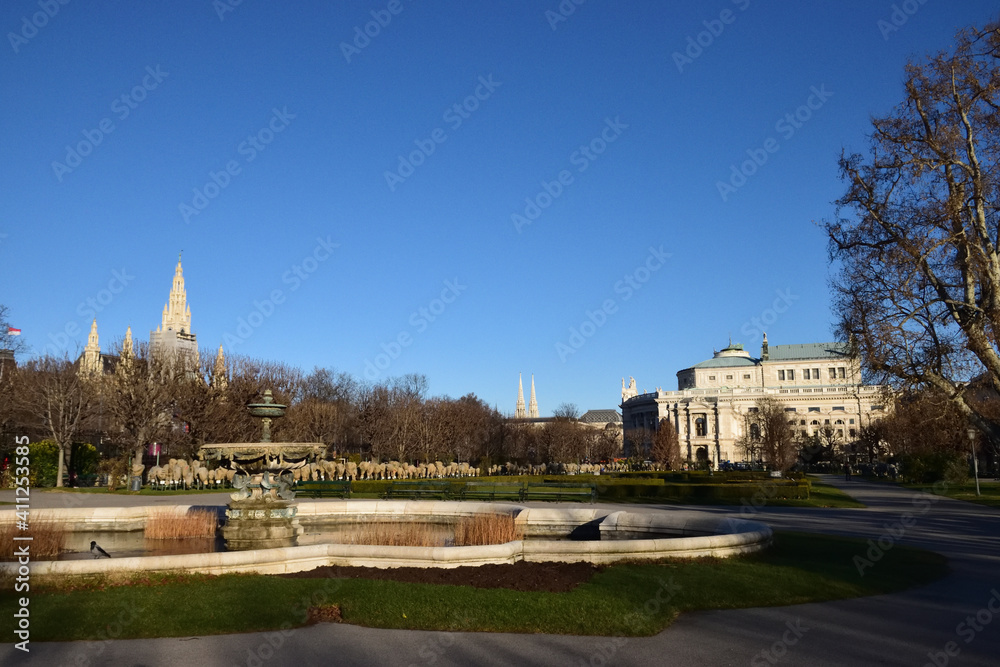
[1,476,998,666]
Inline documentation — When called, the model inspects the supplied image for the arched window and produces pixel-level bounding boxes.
[695,417,707,437]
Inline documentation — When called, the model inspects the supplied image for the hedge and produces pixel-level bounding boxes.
[595,481,810,502]
[341,477,809,502]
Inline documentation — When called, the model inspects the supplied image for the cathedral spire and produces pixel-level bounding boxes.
[160,253,191,334]
[529,374,539,419]
[122,326,134,359]
[515,373,526,419]
[212,344,228,390]
[81,319,101,376]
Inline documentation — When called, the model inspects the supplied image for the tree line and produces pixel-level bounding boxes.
[0,335,624,486]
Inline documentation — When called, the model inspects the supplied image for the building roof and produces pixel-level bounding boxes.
[767,342,850,361]
[687,356,759,369]
[682,341,851,371]
[580,409,622,423]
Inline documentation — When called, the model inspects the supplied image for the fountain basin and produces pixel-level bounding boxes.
[0,501,771,578]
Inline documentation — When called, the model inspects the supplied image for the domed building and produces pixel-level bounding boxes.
[620,334,886,466]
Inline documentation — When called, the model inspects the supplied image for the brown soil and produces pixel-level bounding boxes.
[280,560,603,593]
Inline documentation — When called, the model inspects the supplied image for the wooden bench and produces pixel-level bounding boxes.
[523,483,596,503]
[461,481,525,502]
[383,481,453,500]
[295,480,352,499]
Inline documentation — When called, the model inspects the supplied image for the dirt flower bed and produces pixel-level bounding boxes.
[280,560,603,593]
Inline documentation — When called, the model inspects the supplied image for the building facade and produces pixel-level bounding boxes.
[620,335,887,465]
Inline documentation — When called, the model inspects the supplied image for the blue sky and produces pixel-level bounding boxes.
[2,0,997,416]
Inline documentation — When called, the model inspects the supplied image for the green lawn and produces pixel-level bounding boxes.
[901,480,1000,509]
[1,531,946,641]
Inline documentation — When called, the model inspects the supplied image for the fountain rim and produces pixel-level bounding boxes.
[0,502,774,577]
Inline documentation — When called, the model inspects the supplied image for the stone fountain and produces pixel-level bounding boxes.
[198,390,324,550]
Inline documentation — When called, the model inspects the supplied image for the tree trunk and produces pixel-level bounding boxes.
[55,445,65,488]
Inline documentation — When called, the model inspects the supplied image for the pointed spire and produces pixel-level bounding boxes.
[81,319,101,376]
[515,373,526,419]
[212,344,228,390]
[529,374,539,419]
[122,326,134,358]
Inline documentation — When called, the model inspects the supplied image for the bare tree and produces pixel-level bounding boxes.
[553,402,580,419]
[739,397,796,471]
[826,20,1000,445]
[650,417,682,469]
[104,340,172,463]
[17,356,94,486]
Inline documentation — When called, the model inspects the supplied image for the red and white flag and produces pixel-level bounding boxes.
[6,327,21,336]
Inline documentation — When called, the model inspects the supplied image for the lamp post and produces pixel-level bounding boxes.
[967,427,981,497]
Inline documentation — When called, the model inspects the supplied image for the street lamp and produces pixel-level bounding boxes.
[967,427,982,497]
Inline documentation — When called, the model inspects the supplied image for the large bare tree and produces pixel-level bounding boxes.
[738,397,796,471]
[650,418,682,469]
[104,340,172,463]
[826,20,1000,447]
[17,356,94,486]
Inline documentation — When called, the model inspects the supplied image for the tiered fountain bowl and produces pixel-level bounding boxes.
[198,390,324,551]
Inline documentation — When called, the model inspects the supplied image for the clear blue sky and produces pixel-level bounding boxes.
[2,1,997,416]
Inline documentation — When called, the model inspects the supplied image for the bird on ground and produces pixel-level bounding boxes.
[90,541,111,559]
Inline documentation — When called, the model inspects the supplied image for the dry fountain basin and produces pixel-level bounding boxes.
[0,501,772,578]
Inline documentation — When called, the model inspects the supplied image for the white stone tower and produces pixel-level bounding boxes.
[515,373,527,419]
[150,254,198,368]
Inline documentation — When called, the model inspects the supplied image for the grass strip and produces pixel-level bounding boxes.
[0,531,947,641]
[899,480,1000,509]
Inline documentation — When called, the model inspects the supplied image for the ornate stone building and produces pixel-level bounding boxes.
[620,335,887,465]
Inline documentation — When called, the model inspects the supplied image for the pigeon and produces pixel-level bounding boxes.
[90,541,111,559]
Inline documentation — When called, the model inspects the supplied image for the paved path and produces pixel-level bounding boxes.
[2,477,998,666]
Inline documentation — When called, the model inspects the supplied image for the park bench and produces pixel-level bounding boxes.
[460,481,525,502]
[383,481,453,500]
[295,480,352,499]
[523,482,596,503]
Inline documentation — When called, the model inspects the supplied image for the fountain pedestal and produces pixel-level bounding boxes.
[222,500,299,550]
